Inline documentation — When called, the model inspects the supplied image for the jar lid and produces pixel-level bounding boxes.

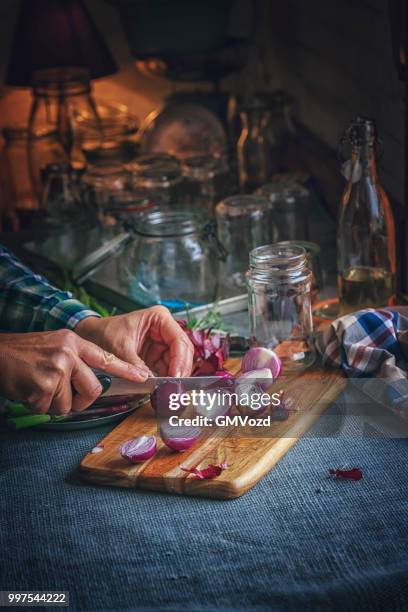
[133,209,201,237]
[215,194,270,218]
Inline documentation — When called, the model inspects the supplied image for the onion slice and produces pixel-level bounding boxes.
[151,380,186,415]
[160,423,201,452]
[242,347,282,379]
[120,435,157,463]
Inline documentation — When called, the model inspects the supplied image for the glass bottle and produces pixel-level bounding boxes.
[337,117,396,315]
[246,244,315,371]
[127,155,183,206]
[237,104,270,193]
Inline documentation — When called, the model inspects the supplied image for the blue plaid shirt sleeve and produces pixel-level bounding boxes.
[0,245,100,332]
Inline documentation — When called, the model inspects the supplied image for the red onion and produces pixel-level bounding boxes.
[193,376,235,419]
[159,422,201,452]
[151,380,186,415]
[237,368,273,392]
[120,435,157,463]
[214,370,235,379]
[235,372,269,416]
[242,347,282,379]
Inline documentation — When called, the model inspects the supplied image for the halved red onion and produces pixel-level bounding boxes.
[151,380,186,415]
[159,422,201,452]
[235,372,269,416]
[242,347,282,379]
[237,368,273,391]
[120,435,157,463]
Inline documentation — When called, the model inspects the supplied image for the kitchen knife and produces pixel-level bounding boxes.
[94,374,224,398]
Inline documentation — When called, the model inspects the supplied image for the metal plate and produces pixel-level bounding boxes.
[39,396,149,431]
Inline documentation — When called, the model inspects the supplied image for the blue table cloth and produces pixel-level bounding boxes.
[1,414,408,611]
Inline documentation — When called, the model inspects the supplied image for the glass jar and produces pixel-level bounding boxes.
[237,104,271,193]
[246,244,315,371]
[181,155,229,216]
[83,163,128,215]
[275,240,323,303]
[41,163,86,224]
[124,210,221,310]
[255,182,309,242]
[127,155,183,206]
[216,194,271,296]
[28,67,101,164]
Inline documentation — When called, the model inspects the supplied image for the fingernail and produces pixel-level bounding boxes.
[132,366,148,380]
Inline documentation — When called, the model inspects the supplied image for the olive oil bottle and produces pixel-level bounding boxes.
[337,117,396,315]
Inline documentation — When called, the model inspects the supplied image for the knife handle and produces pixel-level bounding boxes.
[94,372,112,395]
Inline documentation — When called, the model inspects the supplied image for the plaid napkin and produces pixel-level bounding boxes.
[315,308,408,418]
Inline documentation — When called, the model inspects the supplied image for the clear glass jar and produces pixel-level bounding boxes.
[237,105,271,193]
[127,155,183,206]
[28,67,101,164]
[246,244,315,371]
[181,155,229,216]
[41,163,86,224]
[275,240,323,303]
[255,182,309,242]
[216,194,271,296]
[124,210,220,310]
[83,163,128,215]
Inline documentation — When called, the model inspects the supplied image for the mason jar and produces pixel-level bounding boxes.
[215,194,271,297]
[181,155,229,216]
[124,210,222,310]
[246,244,315,371]
[126,154,183,206]
[255,181,309,242]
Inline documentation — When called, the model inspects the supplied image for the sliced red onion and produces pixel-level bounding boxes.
[120,435,157,463]
[159,422,201,452]
[235,372,269,416]
[242,347,282,379]
[151,380,186,415]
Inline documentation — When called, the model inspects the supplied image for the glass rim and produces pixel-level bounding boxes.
[133,209,202,237]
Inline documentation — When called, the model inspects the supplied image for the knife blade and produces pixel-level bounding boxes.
[96,374,224,398]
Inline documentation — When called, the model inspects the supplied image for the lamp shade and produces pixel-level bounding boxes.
[6,0,117,86]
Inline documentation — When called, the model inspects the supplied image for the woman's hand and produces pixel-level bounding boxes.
[75,306,194,378]
[0,329,149,415]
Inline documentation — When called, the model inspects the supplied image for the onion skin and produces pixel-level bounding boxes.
[159,423,201,452]
[151,380,186,416]
[242,347,282,379]
[120,435,157,463]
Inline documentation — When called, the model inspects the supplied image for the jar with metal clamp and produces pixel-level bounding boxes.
[124,210,227,310]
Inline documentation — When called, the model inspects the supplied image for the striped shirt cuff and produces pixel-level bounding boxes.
[44,299,101,331]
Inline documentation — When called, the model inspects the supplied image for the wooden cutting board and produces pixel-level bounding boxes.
[79,359,345,499]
